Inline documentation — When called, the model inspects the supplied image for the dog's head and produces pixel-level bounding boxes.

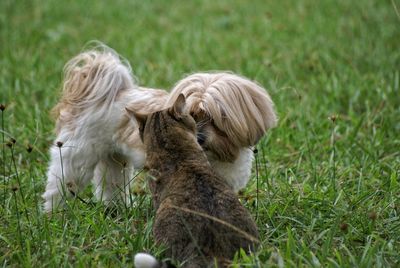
[166,72,277,162]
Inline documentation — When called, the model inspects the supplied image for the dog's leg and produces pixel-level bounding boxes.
[92,153,134,206]
[42,144,96,213]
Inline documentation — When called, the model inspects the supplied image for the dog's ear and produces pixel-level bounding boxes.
[168,93,186,119]
[125,107,147,135]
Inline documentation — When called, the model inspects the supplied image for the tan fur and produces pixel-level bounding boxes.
[166,72,277,148]
[131,95,259,268]
[114,87,168,154]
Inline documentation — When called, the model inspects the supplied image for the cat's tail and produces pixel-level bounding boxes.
[51,43,136,124]
[134,253,175,268]
[134,253,221,268]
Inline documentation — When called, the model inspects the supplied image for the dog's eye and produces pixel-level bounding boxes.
[197,132,206,145]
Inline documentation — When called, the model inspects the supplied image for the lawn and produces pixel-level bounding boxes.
[1,0,399,267]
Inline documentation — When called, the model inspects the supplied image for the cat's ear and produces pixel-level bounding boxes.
[169,93,186,119]
[125,107,147,130]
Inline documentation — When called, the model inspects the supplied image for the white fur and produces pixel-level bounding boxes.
[43,90,148,211]
[134,253,159,268]
[42,48,166,212]
[208,148,254,192]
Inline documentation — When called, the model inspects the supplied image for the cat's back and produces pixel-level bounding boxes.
[154,169,259,261]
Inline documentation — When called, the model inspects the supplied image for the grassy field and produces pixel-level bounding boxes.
[1,0,399,266]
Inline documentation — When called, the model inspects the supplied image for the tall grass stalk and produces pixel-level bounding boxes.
[329,115,337,195]
[56,142,67,215]
[11,187,23,251]
[9,141,33,237]
[254,147,259,221]
[27,145,41,223]
[1,105,6,207]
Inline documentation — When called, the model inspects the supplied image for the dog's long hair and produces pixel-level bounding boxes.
[167,72,277,148]
[51,47,135,133]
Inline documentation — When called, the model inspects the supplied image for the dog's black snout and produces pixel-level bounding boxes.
[197,133,206,145]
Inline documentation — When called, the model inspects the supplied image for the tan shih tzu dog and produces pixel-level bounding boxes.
[42,46,277,212]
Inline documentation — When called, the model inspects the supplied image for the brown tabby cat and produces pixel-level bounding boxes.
[129,94,259,268]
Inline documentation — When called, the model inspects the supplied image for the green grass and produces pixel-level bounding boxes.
[1,0,399,266]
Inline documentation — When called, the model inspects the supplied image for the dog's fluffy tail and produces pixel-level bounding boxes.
[134,253,175,268]
[52,44,135,124]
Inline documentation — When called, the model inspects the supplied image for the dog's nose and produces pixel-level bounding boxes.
[197,134,206,145]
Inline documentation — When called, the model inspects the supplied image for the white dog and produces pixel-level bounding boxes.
[42,46,276,212]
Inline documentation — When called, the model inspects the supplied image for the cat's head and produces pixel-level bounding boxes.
[126,93,198,154]
[126,94,200,207]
